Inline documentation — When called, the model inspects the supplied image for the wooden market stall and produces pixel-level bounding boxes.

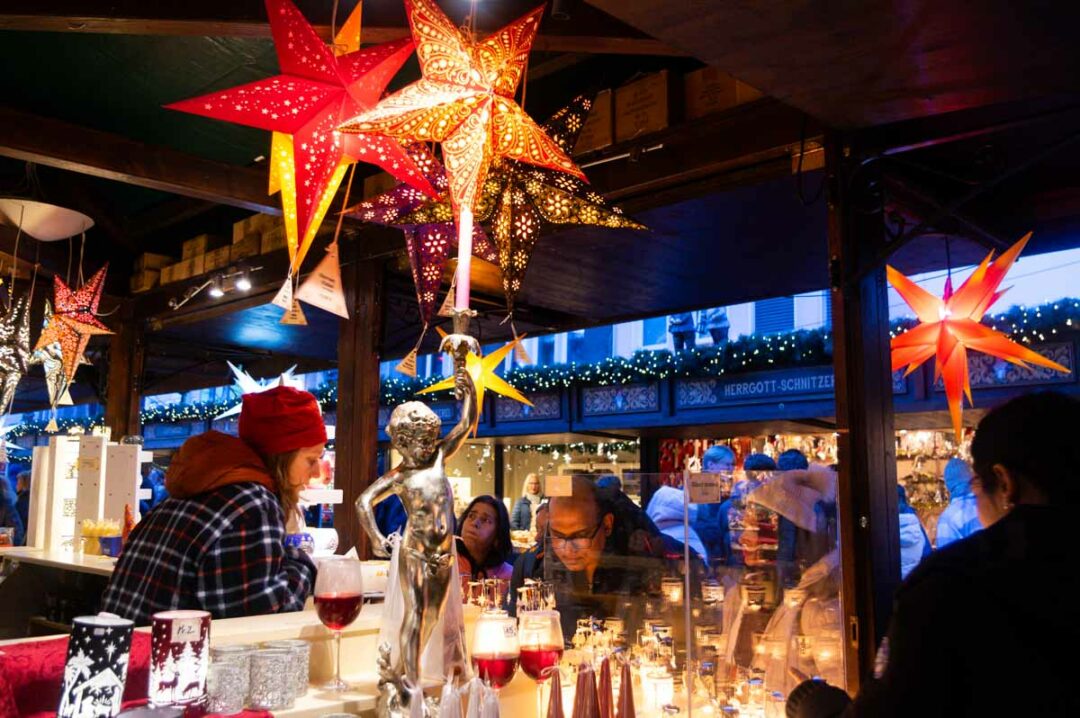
[0,0,1078,712]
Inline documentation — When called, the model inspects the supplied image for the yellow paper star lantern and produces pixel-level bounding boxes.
[420,336,532,434]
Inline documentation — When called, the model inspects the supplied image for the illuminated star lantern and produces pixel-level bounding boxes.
[888,232,1069,437]
[27,302,73,428]
[395,94,647,312]
[166,0,436,278]
[420,337,532,434]
[215,361,303,419]
[339,0,585,311]
[348,143,498,324]
[34,265,112,383]
[0,293,32,418]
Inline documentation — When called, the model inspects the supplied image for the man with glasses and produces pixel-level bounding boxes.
[510,475,664,640]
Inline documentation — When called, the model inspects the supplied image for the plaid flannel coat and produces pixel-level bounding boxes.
[101,482,315,626]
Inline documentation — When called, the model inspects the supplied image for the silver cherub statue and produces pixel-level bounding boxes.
[358,315,479,718]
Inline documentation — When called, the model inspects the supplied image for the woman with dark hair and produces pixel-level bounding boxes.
[788,391,1080,717]
[456,495,514,582]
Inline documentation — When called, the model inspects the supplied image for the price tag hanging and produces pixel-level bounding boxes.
[296,242,349,318]
[280,299,308,326]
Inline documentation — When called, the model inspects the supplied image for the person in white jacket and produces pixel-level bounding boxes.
[897,485,931,579]
[646,485,710,562]
[935,458,982,548]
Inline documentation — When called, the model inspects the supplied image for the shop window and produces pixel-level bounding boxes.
[754,296,795,335]
[642,316,668,348]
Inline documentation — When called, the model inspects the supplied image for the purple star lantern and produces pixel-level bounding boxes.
[348,143,498,326]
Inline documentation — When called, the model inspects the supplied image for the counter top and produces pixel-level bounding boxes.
[0,546,117,576]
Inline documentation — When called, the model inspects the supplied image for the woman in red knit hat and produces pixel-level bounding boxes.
[101,385,327,625]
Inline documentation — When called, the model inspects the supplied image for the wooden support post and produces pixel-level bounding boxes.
[335,258,385,558]
[826,132,901,692]
[104,302,145,439]
[493,444,505,499]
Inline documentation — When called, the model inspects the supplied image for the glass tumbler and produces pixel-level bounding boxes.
[207,661,244,715]
[249,649,296,710]
[262,639,311,697]
[209,645,253,702]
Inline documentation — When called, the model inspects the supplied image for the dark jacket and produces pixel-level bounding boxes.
[789,505,1080,718]
[0,497,24,547]
[15,489,29,540]
[511,494,537,531]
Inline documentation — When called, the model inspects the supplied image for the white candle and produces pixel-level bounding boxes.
[455,205,474,310]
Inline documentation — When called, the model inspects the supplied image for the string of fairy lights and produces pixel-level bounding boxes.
[5,298,1078,440]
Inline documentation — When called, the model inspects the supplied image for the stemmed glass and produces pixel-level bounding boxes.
[518,609,564,718]
[314,556,364,693]
[471,610,520,692]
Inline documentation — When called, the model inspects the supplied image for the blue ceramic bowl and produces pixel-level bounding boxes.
[99,535,123,558]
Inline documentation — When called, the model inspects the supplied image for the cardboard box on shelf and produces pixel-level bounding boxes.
[182,233,226,260]
[129,269,160,294]
[230,234,260,262]
[683,66,738,120]
[134,252,173,273]
[615,70,670,143]
[204,245,232,273]
[574,89,613,155]
[261,223,288,254]
[160,255,205,284]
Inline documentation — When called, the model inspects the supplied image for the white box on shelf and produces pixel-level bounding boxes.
[25,445,50,548]
[75,436,110,527]
[104,444,147,521]
[43,436,81,551]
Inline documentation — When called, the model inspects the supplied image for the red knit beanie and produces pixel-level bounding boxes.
[239,385,327,457]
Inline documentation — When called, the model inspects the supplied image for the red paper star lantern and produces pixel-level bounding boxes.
[340,0,584,217]
[34,265,112,383]
[167,0,436,274]
[888,232,1068,436]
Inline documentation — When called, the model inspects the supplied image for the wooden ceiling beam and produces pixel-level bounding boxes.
[0,106,278,214]
[582,98,821,210]
[0,15,684,56]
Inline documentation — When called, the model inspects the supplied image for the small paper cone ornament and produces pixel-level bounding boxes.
[396,348,419,377]
[271,276,294,311]
[281,299,308,325]
[296,242,349,318]
[572,664,600,718]
[888,232,1068,436]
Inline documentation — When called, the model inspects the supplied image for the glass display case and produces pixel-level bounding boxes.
[506,467,846,718]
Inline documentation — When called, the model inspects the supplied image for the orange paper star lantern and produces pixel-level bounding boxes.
[420,336,532,434]
[340,0,584,218]
[34,265,113,383]
[888,232,1068,437]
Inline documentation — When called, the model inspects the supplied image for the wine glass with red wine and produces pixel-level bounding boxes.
[471,610,520,693]
[314,556,364,693]
[519,609,564,718]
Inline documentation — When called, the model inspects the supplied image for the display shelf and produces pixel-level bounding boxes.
[0,547,117,577]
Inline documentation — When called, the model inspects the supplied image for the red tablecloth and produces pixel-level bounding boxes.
[0,634,270,717]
